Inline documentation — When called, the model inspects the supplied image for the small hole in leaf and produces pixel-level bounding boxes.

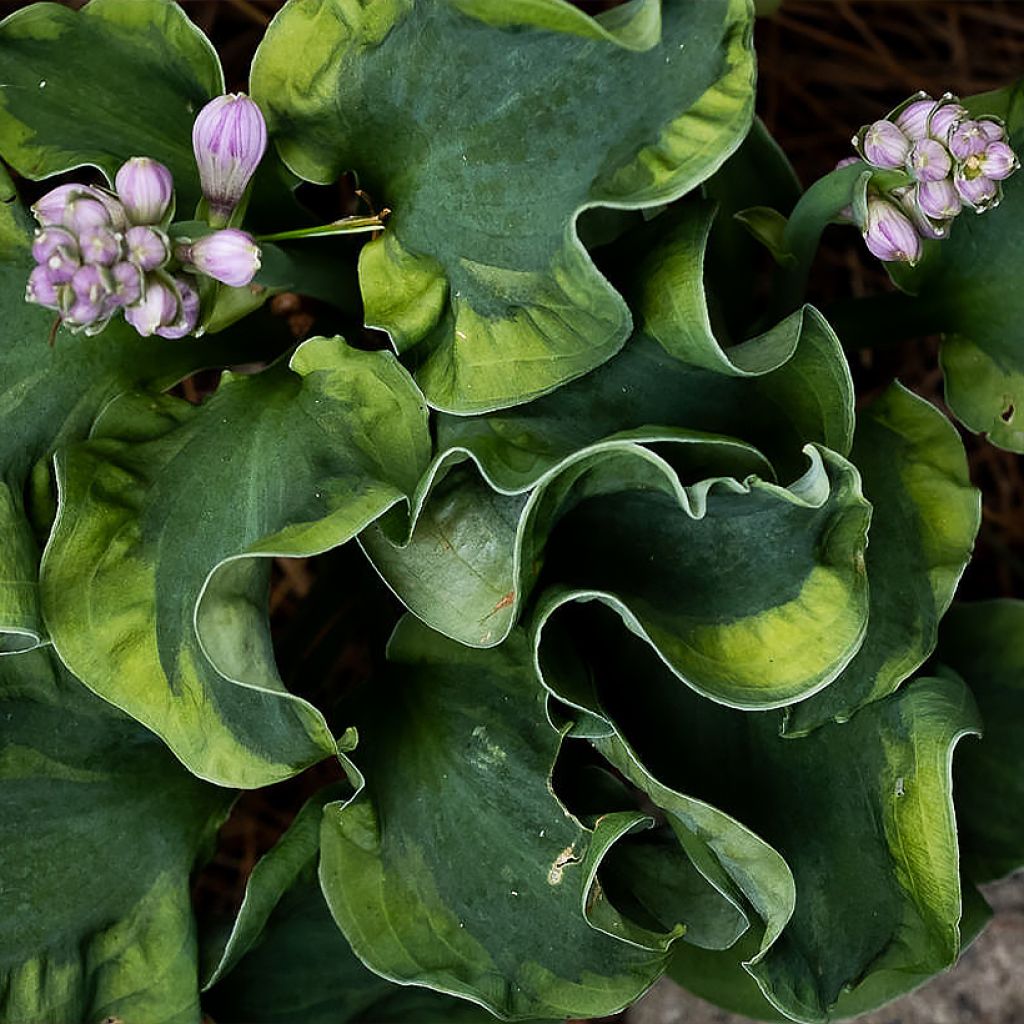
[1001,403,1015,424]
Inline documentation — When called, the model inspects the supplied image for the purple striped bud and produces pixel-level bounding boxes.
[125,225,170,272]
[115,157,174,226]
[859,120,910,169]
[949,121,988,161]
[980,141,1018,181]
[32,183,125,231]
[907,138,952,182]
[64,195,116,234]
[25,264,62,309]
[915,178,962,221]
[192,93,267,224]
[79,226,122,266]
[928,100,966,142]
[894,96,936,140]
[32,227,80,283]
[66,264,114,327]
[125,275,180,337]
[954,171,999,210]
[862,196,921,264]
[32,226,76,264]
[156,277,200,340]
[110,261,144,307]
[178,228,261,287]
[977,118,1005,142]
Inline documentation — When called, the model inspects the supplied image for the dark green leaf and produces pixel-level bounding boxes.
[559,613,981,1022]
[0,648,231,1024]
[252,0,755,412]
[41,338,431,787]
[0,0,222,211]
[785,383,979,734]
[938,600,1024,883]
[318,616,687,1021]
[203,789,515,1023]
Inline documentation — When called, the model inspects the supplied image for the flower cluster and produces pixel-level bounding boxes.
[850,91,1019,264]
[25,94,267,340]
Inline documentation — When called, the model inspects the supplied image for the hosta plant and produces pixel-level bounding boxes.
[1,1,1023,1023]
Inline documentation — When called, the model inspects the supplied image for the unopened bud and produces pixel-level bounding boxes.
[178,228,261,287]
[192,93,267,224]
[32,227,80,283]
[894,96,936,140]
[33,183,125,231]
[907,138,952,182]
[863,196,921,264]
[79,226,123,266]
[63,196,113,234]
[915,178,962,221]
[980,141,1018,181]
[954,170,999,210]
[25,264,62,309]
[949,121,989,161]
[156,277,201,340]
[66,264,114,328]
[110,261,144,308]
[860,120,910,169]
[928,100,967,143]
[125,225,170,272]
[115,157,174,226]
[125,275,180,338]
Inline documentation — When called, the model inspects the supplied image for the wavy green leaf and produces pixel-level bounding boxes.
[319,615,690,1021]
[0,161,255,654]
[252,0,755,412]
[0,648,230,1024]
[0,0,222,210]
[549,610,980,1022]
[41,338,431,787]
[785,383,979,734]
[202,788,506,1023]
[938,600,1024,884]
[369,432,871,710]
[435,201,855,492]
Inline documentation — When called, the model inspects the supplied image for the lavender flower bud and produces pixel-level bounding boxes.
[928,100,967,142]
[949,121,988,161]
[66,264,113,327]
[78,226,122,266]
[978,118,1005,142]
[115,157,174,226]
[980,141,1018,181]
[156,276,200,340]
[192,93,268,223]
[954,171,999,210]
[178,228,261,287]
[110,261,144,307]
[907,138,952,182]
[125,225,170,272]
[915,178,962,221]
[32,227,80,283]
[32,183,125,231]
[862,196,921,264]
[894,96,936,140]
[63,195,113,234]
[859,120,910,169]
[25,264,62,309]
[125,275,180,337]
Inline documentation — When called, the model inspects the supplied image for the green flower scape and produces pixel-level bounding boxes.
[1,1,1023,1022]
